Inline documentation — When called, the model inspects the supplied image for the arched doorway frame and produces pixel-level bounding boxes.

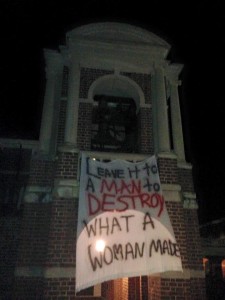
[88,73,145,110]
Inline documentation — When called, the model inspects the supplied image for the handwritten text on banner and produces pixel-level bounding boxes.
[76,154,182,292]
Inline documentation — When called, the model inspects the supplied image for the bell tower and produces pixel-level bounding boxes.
[14,22,206,299]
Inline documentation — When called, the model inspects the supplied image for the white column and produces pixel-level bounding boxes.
[151,72,158,153]
[39,49,62,154]
[64,62,80,147]
[170,81,185,161]
[154,66,170,153]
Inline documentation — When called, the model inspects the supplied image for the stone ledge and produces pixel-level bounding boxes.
[58,144,80,153]
[15,266,75,278]
[183,192,198,209]
[158,269,205,279]
[157,152,177,159]
[53,179,79,198]
[75,297,104,300]
[162,184,181,202]
[15,266,205,280]
[177,162,193,170]
[24,185,52,203]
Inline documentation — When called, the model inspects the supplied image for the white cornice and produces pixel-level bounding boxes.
[77,56,155,75]
[44,48,63,76]
[165,63,184,82]
[64,40,170,75]
[67,37,169,60]
[0,138,39,149]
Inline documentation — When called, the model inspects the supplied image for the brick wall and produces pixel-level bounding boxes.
[43,197,77,299]
[78,68,151,104]
[77,68,154,155]
[183,208,204,270]
[138,107,154,154]
[28,158,55,186]
[158,157,178,184]
[0,216,21,299]
[13,203,51,299]
[148,277,205,300]
[13,277,44,300]
[178,167,195,192]
[0,173,29,189]
[0,147,32,214]
[166,201,189,269]
[57,99,67,146]
[61,66,69,97]
[102,280,114,300]
[45,198,77,267]
[55,152,78,179]
[114,279,122,300]
[77,103,92,151]
[101,278,128,300]
[79,68,113,99]
[0,173,29,213]
[141,276,148,300]
[10,61,205,299]
[160,277,206,300]
[120,72,151,104]
[148,276,161,299]
[44,278,75,299]
[0,147,32,172]
[128,277,141,300]
[190,277,206,300]
[16,203,52,266]
[122,278,129,300]
[160,278,191,299]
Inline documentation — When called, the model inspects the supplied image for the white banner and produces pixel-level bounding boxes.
[76,154,182,292]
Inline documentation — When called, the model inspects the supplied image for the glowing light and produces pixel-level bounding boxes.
[203,258,209,273]
[95,240,106,252]
[222,259,225,278]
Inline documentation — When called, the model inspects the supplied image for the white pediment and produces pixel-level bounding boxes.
[67,22,170,49]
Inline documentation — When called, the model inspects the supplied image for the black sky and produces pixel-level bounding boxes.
[0,0,225,223]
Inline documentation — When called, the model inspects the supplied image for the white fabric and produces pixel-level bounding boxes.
[76,154,182,292]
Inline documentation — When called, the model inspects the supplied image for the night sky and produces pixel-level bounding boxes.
[1,0,225,223]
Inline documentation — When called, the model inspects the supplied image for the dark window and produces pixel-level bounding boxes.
[91,95,138,152]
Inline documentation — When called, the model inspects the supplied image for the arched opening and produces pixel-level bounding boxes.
[89,75,142,153]
[92,94,138,152]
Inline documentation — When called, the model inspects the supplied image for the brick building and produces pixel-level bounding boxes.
[201,218,225,299]
[0,22,206,299]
